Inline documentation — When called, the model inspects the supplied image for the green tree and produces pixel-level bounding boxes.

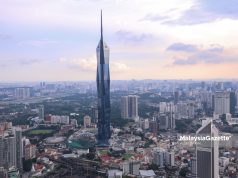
[148,163,158,170]
[179,167,188,177]
[23,159,32,172]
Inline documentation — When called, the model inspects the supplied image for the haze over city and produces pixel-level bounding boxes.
[1,0,238,81]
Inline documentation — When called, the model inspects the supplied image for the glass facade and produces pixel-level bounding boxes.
[96,11,111,146]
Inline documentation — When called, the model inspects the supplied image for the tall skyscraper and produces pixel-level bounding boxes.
[149,118,158,136]
[152,147,166,168]
[174,91,179,104]
[128,95,138,119]
[91,106,98,123]
[121,96,129,119]
[214,91,230,115]
[0,135,16,169]
[96,11,111,146]
[15,128,23,171]
[196,119,219,178]
[230,90,236,115]
[159,114,168,130]
[121,95,138,120]
[200,91,213,110]
[236,90,238,111]
[0,127,23,172]
[123,161,140,176]
[38,105,44,120]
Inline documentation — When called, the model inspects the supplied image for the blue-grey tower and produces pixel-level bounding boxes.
[96,10,111,146]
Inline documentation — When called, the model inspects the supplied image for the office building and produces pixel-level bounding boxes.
[168,112,175,130]
[96,11,111,146]
[200,91,213,110]
[230,91,236,115]
[214,91,230,115]
[139,170,156,178]
[159,114,168,130]
[108,170,122,178]
[122,161,140,176]
[24,144,36,160]
[14,87,30,99]
[159,102,167,113]
[196,119,219,178]
[121,95,139,120]
[0,122,12,132]
[0,127,24,171]
[236,90,238,111]
[174,91,179,104]
[91,106,98,122]
[49,115,70,125]
[128,95,139,120]
[0,135,16,169]
[70,119,78,127]
[152,147,166,168]
[38,105,44,120]
[175,101,196,119]
[165,151,175,166]
[15,128,23,171]
[191,157,197,175]
[121,96,128,119]
[84,115,91,128]
[149,118,158,136]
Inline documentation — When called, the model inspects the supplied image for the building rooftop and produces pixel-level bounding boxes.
[139,170,156,177]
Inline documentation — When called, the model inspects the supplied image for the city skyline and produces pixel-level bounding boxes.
[1,0,238,81]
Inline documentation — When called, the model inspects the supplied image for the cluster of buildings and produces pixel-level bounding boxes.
[103,115,238,178]
[43,113,78,127]
[14,87,31,100]
[0,122,37,178]
[45,115,70,125]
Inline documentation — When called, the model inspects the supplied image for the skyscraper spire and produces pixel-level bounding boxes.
[99,10,105,64]
[101,10,103,40]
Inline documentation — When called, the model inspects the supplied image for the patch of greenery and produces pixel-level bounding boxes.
[122,154,132,160]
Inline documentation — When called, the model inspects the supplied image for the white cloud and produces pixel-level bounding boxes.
[59,55,130,72]
[111,62,130,72]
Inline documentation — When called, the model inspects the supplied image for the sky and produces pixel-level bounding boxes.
[1,0,238,81]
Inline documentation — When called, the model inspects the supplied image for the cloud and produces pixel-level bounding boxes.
[167,43,198,52]
[143,0,238,25]
[142,13,169,22]
[110,62,130,72]
[62,56,97,71]
[168,43,238,65]
[171,0,238,25]
[207,44,224,52]
[18,39,58,47]
[173,58,197,65]
[18,58,44,65]
[59,55,131,72]
[115,30,154,43]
